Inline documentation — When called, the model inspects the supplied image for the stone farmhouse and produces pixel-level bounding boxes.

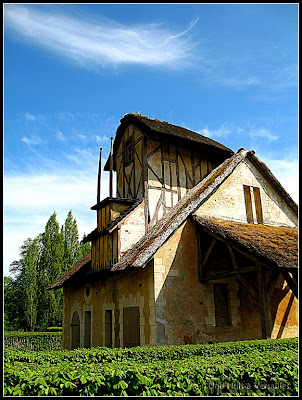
[49,113,298,350]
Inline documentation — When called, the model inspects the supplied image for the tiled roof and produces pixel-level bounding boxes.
[193,216,298,270]
[48,251,91,290]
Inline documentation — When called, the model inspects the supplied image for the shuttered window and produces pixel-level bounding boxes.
[243,185,263,224]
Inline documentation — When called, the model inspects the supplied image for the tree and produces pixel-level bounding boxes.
[4,210,91,331]
[38,212,64,328]
[62,210,81,270]
[22,237,42,331]
[79,233,92,258]
[4,276,25,331]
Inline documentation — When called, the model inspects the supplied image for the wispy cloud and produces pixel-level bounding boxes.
[25,112,37,121]
[199,122,278,142]
[56,130,67,142]
[4,5,198,69]
[21,134,46,146]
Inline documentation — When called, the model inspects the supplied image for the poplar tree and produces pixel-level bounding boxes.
[5,210,91,331]
[62,210,81,270]
[38,212,64,328]
[22,237,42,331]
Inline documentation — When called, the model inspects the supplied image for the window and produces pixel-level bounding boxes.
[243,185,263,224]
[125,139,134,165]
[214,283,232,326]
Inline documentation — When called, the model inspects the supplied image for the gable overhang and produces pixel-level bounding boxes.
[193,216,298,272]
[247,152,298,216]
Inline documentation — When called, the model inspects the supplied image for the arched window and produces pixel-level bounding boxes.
[71,311,80,349]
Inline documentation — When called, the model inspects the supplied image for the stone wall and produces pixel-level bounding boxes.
[152,219,298,345]
[62,260,155,350]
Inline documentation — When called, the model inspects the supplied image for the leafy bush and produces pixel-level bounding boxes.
[4,331,62,351]
[4,338,298,396]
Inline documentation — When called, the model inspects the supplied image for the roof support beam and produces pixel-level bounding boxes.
[281,271,298,299]
[266,270,280,305]
[257,266,271,339]
[201,265,258,283]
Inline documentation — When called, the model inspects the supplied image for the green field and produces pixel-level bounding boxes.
[4,335,298,396]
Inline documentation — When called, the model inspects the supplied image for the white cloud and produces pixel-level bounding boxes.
[4,5,198,69]
[25,112,37,121]
[94,135,110,144]
[77,134,88,140]
[248,127,278,141]
[198,122,278,142]
[21,134,45,146]
[56,130,67,142]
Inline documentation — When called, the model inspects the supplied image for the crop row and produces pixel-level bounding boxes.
[4,337,297,364]
[4,339,298,396]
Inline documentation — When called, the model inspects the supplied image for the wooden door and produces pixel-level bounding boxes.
[71,311,80,349]
[123,306,140,348]
[214,283,231,326]
[105,310,113,348]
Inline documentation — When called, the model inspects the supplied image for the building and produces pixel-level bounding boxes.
[49,113,298,350]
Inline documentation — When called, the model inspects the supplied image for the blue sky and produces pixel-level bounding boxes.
[4,3,298,277]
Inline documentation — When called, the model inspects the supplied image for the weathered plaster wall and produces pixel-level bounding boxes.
[152,219,298,345]
[146,138,222,227]
[62,260,155,350]
[195,159,297,227]
[120,202,146,255]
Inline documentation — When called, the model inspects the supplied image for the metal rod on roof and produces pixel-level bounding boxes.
[109,137,113,198]
[97,147,102,203]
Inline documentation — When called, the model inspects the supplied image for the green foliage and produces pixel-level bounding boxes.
[5,210,91,332]
[4,338,298,396]
[47,327,62,332]
[4,332,62,351]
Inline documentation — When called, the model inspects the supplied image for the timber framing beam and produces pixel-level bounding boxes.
[257,266,271,339]
[282,271,298,299]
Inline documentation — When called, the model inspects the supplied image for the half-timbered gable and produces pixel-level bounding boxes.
[104,113,233,228]
[49,114,298,350]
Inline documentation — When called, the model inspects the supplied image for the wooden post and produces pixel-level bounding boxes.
[97,147,102,203]
[257,266,271,339]
[109,137,113,198]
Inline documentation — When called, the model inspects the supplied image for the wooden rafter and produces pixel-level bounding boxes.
[282,271,298,299]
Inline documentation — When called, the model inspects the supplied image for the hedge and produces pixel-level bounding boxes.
[4,331,62,351]
[4,338,298,396]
